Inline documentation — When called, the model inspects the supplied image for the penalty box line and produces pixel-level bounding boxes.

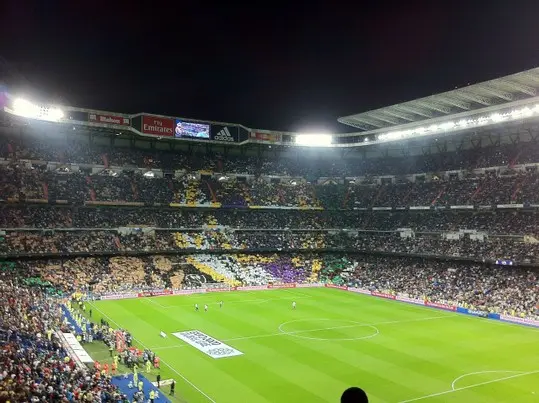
[398,369,539,403]
[151,314,454,351]
[88,302,218,403]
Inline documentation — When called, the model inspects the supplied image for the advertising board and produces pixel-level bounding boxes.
[348,287,371,295]
[206,287,236,292]
[500,314,539,327]
[211,125,237,142]
[142,115,174,136]
[371,291,396,300]
[236,285,267,291]
[267,283,296,289]
[396,295,424,305]
[173,289,206,295]
[137,290,173,298]
[89,113,130,126]
[100,293,138,300]
[296,283,323,288]
[424,301,457,311]
[250,132,281,142]
[325,284,349,290]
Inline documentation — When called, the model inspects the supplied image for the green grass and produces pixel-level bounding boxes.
[88,288,539,403]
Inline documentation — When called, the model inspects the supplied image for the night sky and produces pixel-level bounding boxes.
[2,1,539,133]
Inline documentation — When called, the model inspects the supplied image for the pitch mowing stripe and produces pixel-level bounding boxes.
[93,289,539,402]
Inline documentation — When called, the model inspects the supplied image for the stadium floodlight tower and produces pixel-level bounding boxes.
[295,132,333,147]
[6,96,65,122]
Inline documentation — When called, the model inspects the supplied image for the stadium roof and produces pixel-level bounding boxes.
[338,67,539,131]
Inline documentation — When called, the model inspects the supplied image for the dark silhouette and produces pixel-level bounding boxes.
[341,387,368,403]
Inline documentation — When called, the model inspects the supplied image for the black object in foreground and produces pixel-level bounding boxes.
[341,387,368,403]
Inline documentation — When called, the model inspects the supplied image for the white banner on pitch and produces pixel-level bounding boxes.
[172,330,244,359]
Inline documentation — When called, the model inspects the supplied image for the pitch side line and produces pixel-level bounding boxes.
[398,370,539,403]
[89,302,218,403]
[150,314,454,350]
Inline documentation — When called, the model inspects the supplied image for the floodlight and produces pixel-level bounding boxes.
[490,113,505,122]
[295,134,332,147]
[13,98,39,118]
[48,107,64,121]
[439,121,455,130]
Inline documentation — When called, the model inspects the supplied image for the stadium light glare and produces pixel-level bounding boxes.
[439,121,455,130]
[12,98,65,122]
[375,101,539,146]
[295,134,333,147]
[48,107,64,121]
[13,98,39,118]
[490,113,505,122]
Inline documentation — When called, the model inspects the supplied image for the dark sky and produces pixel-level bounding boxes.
[2,1,539,133]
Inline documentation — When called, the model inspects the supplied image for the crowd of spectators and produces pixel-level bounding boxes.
[4,253,536,321]
[0,274,123,401]
[5,132,539,177]
[14,255,195,293]
[4,163,539,209]
[322,256,539,319]
[3,206,539,237]
[5,129,539,212]
[1,229,537,263]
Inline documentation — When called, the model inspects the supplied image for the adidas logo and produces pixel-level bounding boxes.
[214,127,235,142]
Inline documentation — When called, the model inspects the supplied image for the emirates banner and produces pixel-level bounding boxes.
[141,115,174,137]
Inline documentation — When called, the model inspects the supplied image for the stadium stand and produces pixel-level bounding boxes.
[2,69,539,401]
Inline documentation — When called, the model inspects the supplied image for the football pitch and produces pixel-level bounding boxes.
[90,288,539,403]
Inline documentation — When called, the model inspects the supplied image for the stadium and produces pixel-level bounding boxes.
[1,66,539,403]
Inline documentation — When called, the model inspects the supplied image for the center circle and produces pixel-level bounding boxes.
[278,318,379,341]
